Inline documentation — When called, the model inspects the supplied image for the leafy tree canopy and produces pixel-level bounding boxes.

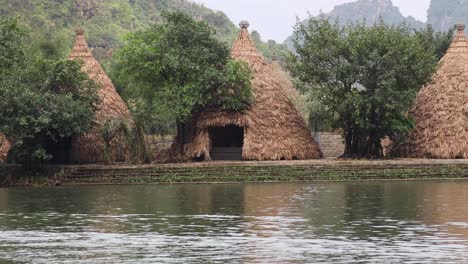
[0,17,98,168]
[113,11,253,127]
[415,24,454,60]
[288,17,437,158]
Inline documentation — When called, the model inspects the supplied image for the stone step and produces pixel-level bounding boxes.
[211,147,243,161]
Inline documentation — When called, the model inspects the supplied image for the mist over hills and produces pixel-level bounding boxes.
[324,0,426,29]
[285,0,466,49]
[428,0,468,31]
[310,0,468,31]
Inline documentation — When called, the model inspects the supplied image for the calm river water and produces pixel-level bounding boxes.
[0,181,468,263]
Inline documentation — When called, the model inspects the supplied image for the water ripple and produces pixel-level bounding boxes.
[0,182,467,263]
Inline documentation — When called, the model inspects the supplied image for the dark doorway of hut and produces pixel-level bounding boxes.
[45,137,72,164]
[209,125,244,161]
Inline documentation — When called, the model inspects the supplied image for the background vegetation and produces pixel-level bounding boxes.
[0,18,98,168]
[113,12,253,155]
[0,0,288,64]
[288,17,438,158]
[0,0,461,163]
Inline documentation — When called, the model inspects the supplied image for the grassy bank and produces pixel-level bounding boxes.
[1,159,466,187]
[0,165,64,187]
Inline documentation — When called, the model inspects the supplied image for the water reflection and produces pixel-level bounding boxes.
[0,182,467,263]
[419,183,468,238]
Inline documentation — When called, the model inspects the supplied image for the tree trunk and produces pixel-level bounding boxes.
[343,127,384,159]
[175,120,185,156]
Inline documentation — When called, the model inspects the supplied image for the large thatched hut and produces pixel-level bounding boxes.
[0,133,10,163]
[69,29,133,163]
[177,22,322,161]
[268,60,309,122]
[399,24,468,159]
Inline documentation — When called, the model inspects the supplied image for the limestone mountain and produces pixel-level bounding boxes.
[324,0,425,28]
[285,0,425,49]
[427,0,468,31]
[324,0,468,31]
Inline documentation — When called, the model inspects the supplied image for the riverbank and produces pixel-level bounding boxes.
[1,159,467,187]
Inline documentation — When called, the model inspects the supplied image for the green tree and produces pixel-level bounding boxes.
[415,25,454,60]
[0,17,98,168]
[249,30,289,62]
[288,17,437,158]
[113,12,252,154]
[0,17,25,74]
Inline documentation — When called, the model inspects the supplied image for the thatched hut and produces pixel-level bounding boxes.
[268,60,309,122]
[69,29,133,163]
[177,22,322,161]
[0,133,10,163]
[399,24,468,159]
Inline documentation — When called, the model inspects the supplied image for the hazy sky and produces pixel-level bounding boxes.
[192,0,432,42]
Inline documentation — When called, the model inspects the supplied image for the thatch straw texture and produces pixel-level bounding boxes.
[0,133,10,163]
[268,60,309,123]
[69,29,133,163]
[399,24,468,159]
[181,22,322,161]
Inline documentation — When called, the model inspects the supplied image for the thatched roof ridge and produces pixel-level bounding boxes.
[69,29,133,163]
[399,24,468,159]
[447,24,468,53]
[231,22,264,63]
[182,22,322,161]
[69,29,93,59]
[0,133,10,163]
[69,29,131,121]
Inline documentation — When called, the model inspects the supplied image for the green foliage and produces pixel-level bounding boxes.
[0,0,286,63]
[98,102,155,165]
[99,114,150,165]
[0,17,25,72]
[288,17,437,158]
[209,59,253,112]
[29,31,70,61]
[307,99,336,133]
[0,17,98,168]
[250,30,289,62]
[114,12,253,125]
[124,100,153,164]
[415,25,454,60]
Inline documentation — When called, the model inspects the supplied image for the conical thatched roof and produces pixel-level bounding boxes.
[69,29,133,163]
[0,133,10,163]
[268,60,309,123]
[400,24,468,159]
[180,22,322,161]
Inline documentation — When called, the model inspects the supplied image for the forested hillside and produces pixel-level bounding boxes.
[0,0,287,62]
